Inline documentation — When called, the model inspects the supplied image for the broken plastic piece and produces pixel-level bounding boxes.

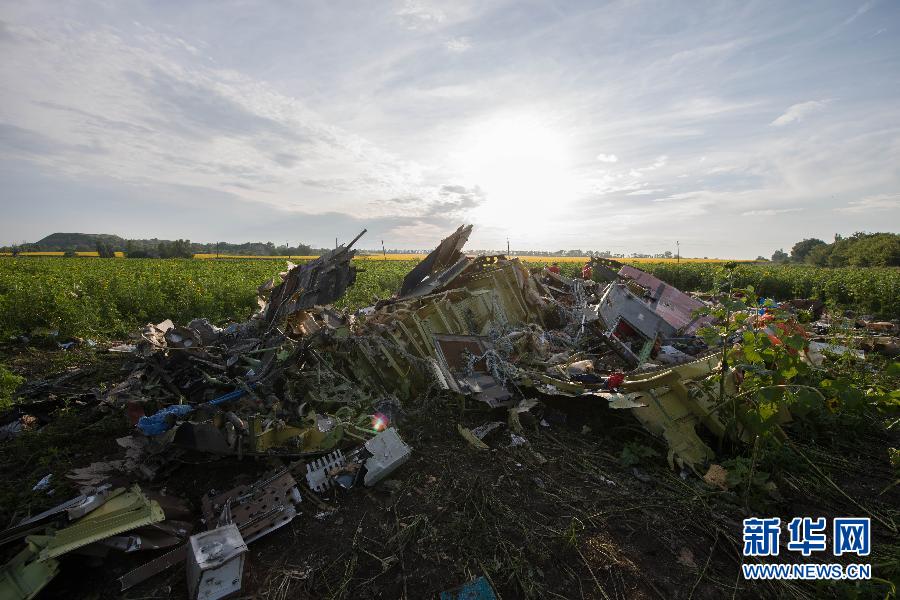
[137,404,194,435]
[306,450,346,492]
[31,474,52,493]
[440,576,498,600]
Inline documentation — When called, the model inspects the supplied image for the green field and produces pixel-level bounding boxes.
[0,257,897,339]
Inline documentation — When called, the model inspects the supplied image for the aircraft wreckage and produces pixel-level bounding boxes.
[2,224,798,598]
[125,223,756,469]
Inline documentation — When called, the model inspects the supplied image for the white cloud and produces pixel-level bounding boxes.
[445,37,471,53]
[0,19,455,220]
[396,0,446,30]
[596,153,618,163]
[835,193,900,213]
[627,188,664,196]
[741,208,802,216]
[771,100,829,127]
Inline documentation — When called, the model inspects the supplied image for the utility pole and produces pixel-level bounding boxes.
[506,237,510,256]
[676,240,680,264]
[382,240,386,260]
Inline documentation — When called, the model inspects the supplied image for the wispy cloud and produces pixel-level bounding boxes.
[396,0,446,30]
[741,208,803,216]
[842,1,873,26]
[771,100,830,127]
[835,193,900,213]
[445,37,471,53]
[596,153,618,163]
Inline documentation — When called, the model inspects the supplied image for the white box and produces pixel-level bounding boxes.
[186,523,247,600]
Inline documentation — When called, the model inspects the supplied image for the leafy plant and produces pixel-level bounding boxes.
[619,442,660,467]
[0,364,24,410]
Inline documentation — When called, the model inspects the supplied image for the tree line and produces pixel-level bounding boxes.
[770,232,899,267]
[2,235,323,258]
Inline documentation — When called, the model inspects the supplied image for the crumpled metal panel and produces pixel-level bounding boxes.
[621,355,733,469]
[263,230,366,327]
[617,265,713,335]
[599,283,675,341]
[399,224,472,298]
[31,485,165,560]
[349,263,543,401]
[0,544,59,600]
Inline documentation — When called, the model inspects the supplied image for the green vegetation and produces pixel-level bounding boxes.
[631,262,900,317]
[771,232,900,267]
[0,257,285,338]
[0,363,25,410]
[0,257,897,340]
[2,231,322,257]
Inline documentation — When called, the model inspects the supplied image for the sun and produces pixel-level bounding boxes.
[451,112,579,229]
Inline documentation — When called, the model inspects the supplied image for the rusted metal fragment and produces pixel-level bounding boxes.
[201,469,301,543]
[118,545,187,591]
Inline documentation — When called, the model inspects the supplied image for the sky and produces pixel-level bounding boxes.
[0,0,898,258]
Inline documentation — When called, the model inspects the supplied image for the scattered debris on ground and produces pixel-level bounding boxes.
[1,225,898,599]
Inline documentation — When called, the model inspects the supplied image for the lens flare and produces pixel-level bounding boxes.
[371,412,388,432]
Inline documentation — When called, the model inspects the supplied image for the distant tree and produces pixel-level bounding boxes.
[846,233,900,267]
[790,238,826,263]
[171,239,193,258]
[805,244,831,266]
[771,249,789,263]
[125,239,154,258]
[779,232,898,268]
[95,241,115,258]
[755,256,769,261]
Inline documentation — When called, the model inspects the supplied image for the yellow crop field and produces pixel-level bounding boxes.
[193,254,322,260]
[1,251,125,257]
[512,256,747,264]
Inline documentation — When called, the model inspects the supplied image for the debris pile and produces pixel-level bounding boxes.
[1,224,894,598]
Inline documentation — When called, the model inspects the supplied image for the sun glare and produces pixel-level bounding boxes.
[453,113,579,228]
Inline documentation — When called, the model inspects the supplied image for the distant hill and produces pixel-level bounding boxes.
[33,233,126,251]
[15,232,322,258]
